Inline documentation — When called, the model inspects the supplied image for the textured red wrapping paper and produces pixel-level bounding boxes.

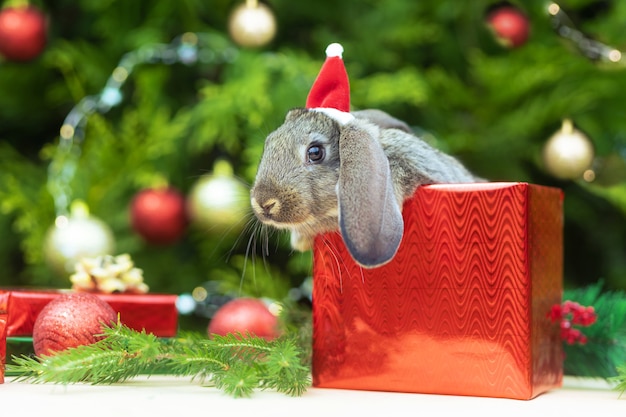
[1,290,178,338]
[312,182,563,400]
[0,292,8,383]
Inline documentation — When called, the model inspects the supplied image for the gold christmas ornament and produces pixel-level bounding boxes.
[228,0,276,48]
[44,201,115,276]
[543,119,595,180]
[186,160,251,234]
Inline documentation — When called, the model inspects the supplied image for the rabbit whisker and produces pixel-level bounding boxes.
[226,211,258,262]
[319,234,345,294]
[240,220,261,295]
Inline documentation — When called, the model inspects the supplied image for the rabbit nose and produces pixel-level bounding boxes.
[261,198,280,216]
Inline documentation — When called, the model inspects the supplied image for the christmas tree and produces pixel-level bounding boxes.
[1,0,626,338]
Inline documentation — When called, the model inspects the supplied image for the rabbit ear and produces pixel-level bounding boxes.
[338,121,404,268]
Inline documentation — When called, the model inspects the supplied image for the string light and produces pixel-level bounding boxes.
[46,32,239,218]
[45,7,622,218]
[548,2,624,64]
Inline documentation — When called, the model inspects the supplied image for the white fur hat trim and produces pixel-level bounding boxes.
[311,107,354,125]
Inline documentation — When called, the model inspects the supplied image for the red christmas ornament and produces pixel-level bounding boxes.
[208,297,280,341]
[0,5,48,61]
[486,5,530,48]
[130,187,188,245]
[33,292,117,357]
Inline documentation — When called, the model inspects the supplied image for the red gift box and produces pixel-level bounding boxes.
[1,292,8,383]
[312,182,563,400]
[1,289,179,338]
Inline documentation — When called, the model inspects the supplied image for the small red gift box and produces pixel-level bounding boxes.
[312,182,563,400]
[1,292,8,383]
[1,289,179,338]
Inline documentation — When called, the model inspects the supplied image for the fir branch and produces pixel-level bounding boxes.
[9,347,131,384]
[212,361,261,398]
[7,323,311,398]
[260,337,311,397]
[612,364,626,398]
[8,325,166,385]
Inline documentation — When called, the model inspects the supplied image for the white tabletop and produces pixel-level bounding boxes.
[1,376,623,416]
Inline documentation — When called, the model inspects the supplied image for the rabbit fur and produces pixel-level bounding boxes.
[250,107,480,268]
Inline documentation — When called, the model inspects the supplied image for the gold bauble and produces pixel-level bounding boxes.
[228,1,276,48]
[44,202,115,277]
[543,119,595,180]
[186,160,251,235]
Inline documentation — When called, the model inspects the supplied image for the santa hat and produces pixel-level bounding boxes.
[306,43,350,113]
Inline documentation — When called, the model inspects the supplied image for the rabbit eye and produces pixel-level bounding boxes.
[306,144,325,164]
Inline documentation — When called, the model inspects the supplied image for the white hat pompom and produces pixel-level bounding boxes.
[325,43,344,58]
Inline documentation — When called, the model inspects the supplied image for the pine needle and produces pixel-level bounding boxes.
[6,323,310,397]
[612,364,626,398]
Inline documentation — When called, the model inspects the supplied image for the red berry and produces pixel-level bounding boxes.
[574,306,597,326]
[486,5,530,48]
[561,300,575,315]
[33,292,117,357]
[208,297,280,341]
[547,304,562,322]
[552,300,596,345]
[569,328,583,344]
[130,187,188,245]
[0,6,48,62]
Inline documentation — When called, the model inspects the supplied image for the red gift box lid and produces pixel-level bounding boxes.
[1,289,178,338]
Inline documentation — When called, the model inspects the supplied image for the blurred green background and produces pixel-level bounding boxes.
[1,0,625,331]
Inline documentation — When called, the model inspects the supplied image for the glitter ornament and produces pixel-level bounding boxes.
[44,201,115,276]
[228,0,276,48]
[130,186,188,245]
[208,297,280,341]
[543,119,595,180]
[32,292,117,357]
[0,4,48,61]
[186,160,250,235]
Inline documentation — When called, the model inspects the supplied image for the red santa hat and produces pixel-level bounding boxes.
[306,43,350,112]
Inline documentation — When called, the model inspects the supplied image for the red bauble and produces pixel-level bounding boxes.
[0,5,48,61]
[486,5,530,48]
[208,297,280,341]
[130,187,188,245]
[33,292,117,357]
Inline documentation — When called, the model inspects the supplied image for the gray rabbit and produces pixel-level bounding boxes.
[250,107,481,269]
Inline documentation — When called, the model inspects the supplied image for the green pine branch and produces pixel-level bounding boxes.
[7,323,311,398]
[613,365,626,398]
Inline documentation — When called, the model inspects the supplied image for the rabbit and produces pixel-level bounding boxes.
[250,107,481,268]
